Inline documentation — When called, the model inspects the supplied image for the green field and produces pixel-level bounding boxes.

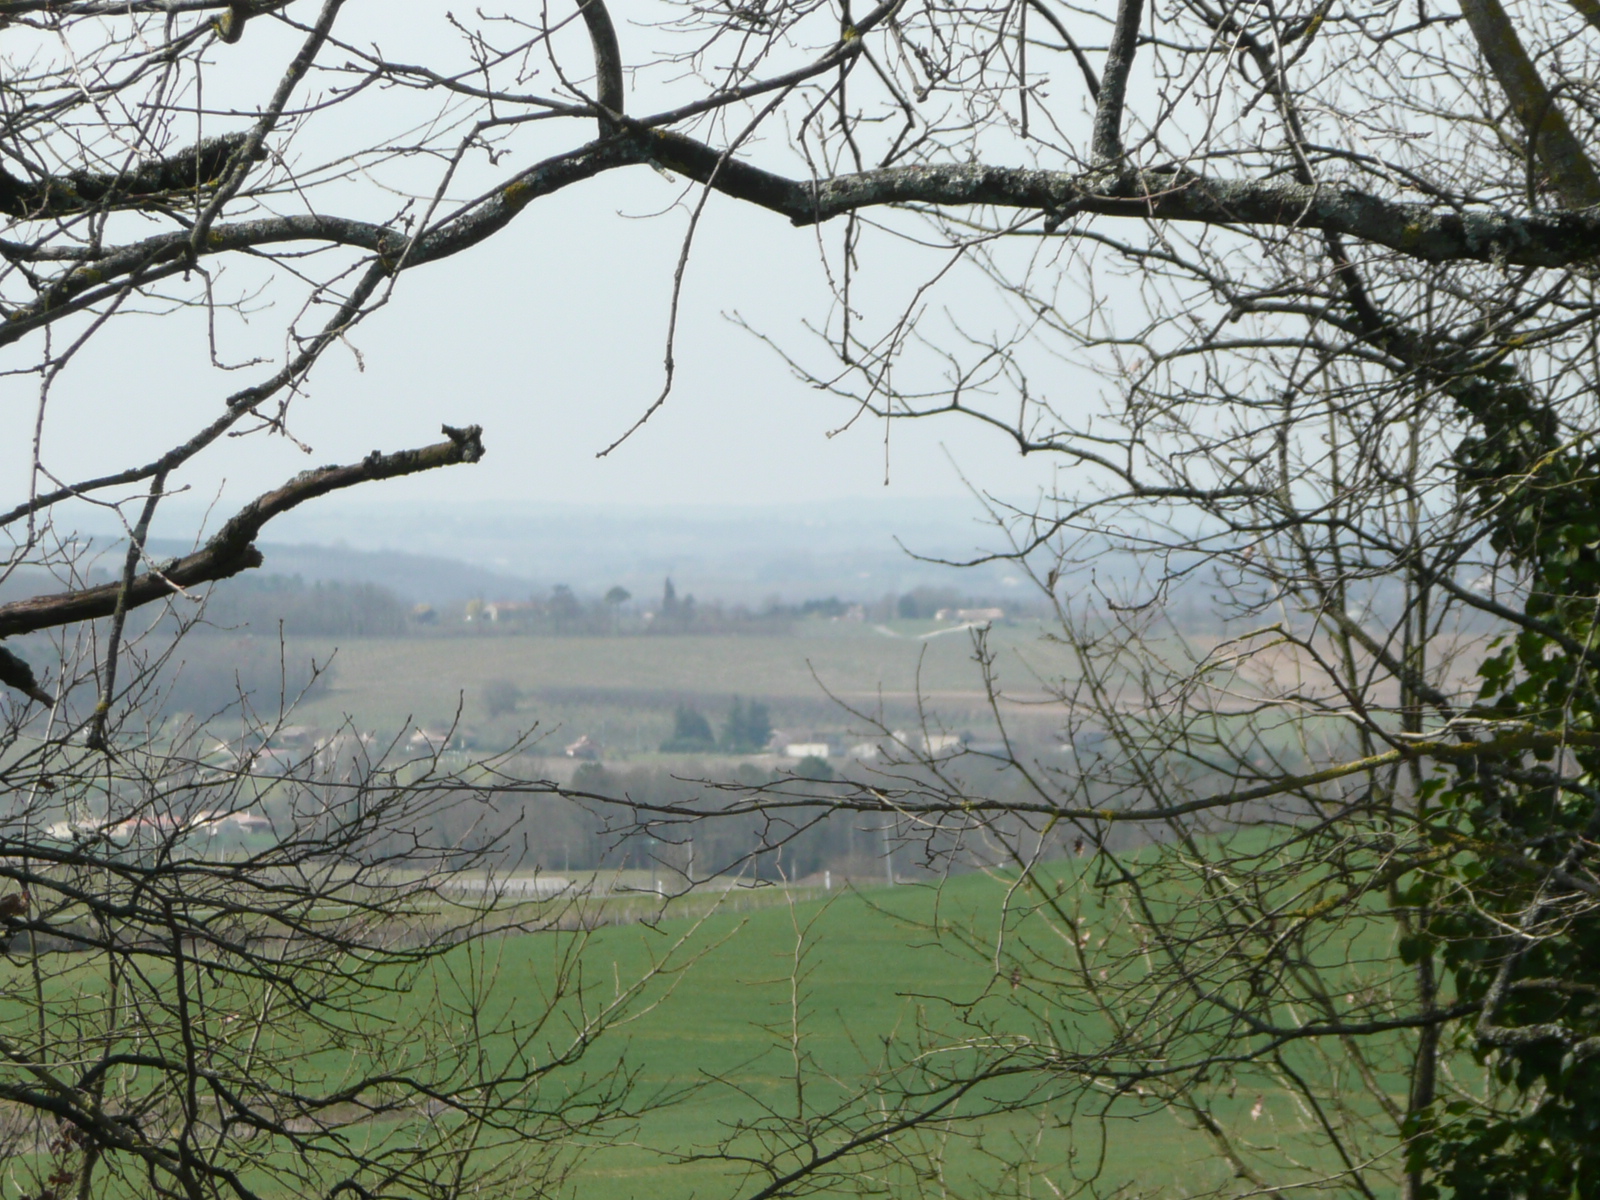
[383,870,1359,1200]
[103,622,1427,1198]
[0,860,1415,1199]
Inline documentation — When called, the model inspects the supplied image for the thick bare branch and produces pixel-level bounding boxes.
[643,142,1600,266]
[1457,0,1600,208]
[1090,0,1144,163]
[577,0,624,130]
[0,133,258,219]
[0,425,485,644]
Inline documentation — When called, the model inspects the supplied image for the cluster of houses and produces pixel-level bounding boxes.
[406,726,473,754]
[47,809,272,843]
[205,726,395,776]
[933,606,1005,623]
[563,734,601,760]
[763,729,976,762]
[545,727,983,766]
[196,720,996,773]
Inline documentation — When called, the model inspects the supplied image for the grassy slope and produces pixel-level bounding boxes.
[0,865,1408,1198]
[464,872,1245,1200]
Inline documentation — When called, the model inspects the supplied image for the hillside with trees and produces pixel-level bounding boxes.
[3,1,1600,1197]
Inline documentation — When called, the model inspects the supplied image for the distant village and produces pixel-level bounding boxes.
[183,714,1004,775]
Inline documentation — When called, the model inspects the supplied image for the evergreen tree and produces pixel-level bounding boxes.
[659,704,714,753]
[720,697,772,753]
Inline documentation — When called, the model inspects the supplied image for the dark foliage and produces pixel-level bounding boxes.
[719,696,772,753]
[660,704,715,753]
[198,574,408,637]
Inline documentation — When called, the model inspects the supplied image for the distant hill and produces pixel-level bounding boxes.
[36,498,1044,607]
[210,497,1034,606]
[0,567,60,603]
[229,542,535,605]
[3,541,535,606]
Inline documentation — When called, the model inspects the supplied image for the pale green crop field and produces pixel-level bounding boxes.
[264,620,1081,753]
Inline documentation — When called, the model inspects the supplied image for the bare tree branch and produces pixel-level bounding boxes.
[0,425,484,645]
[1090,0,1144,163]
[1458,0,1600,207]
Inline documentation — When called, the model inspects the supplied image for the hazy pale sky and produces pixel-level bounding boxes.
[10,5,1103,528]
[33,175,1078,522]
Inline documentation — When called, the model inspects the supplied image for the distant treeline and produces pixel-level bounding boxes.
[160,637,335,716]
[431,756,1095,881]
[659,697,772,753]
[185,575,1033,638]
[420,760,911,880]
[196,575,409,636]
[448,580,1036,635]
